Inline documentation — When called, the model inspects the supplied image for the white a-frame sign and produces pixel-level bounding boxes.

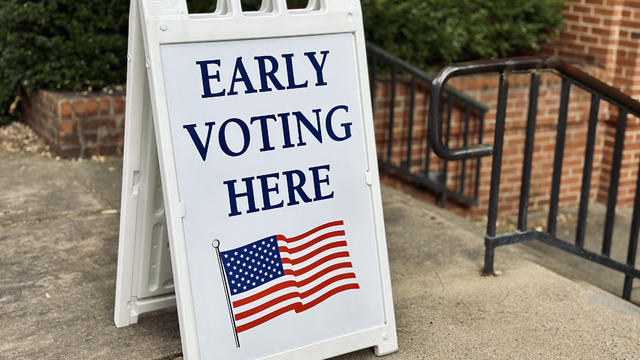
[114,0,397,358]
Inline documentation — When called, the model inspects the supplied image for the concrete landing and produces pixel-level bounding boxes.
[1,150,639,359]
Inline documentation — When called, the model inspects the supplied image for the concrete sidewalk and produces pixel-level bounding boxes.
[2,150,640,359]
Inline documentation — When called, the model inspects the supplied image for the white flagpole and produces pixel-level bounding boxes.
[212,239,240,348]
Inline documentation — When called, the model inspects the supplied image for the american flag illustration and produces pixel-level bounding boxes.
[218,220,359,334]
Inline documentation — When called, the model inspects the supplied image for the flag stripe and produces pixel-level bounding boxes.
[278,230,346,254]
[235,292,298,321]
[283,251,350,276]
[235,277,357,327]
[280,241,347,265]
[294,261,353,287]
[235,283,360,333]
[300,272,356,298]
[276,220,344,243]
[232,261,354,308]
[234,272,356,321]
[232,280,296,308]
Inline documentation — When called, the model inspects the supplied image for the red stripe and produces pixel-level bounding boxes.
[303,283,360,309]
[232,280,296,308]
[300,273,356,298]
[232,261,354,307]
[235,283,359,333]
[296,262,353,287]
[234,291,299,321]
[276,220,344,243]
[236,303,298,333]
[279,231,345,254]
[235,273,355,321]
[286,252,350,276]
[233,263,354,310]
[235,272,357,320]
[281,241,347,265]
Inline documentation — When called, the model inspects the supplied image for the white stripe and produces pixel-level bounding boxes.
[229,275,290,303]
[233,264,355,313]
[227,251,350,306]
[278,233,347,260]
[280,223,345,245]
[282,246,351,273]
[234,277,358,328]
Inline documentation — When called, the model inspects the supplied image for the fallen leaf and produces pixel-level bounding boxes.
[8,95,20,114]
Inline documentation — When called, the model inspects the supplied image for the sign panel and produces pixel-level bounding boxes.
[161,33,385,358]
[115,1,397,358]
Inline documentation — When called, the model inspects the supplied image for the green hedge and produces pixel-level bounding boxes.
[0,0,564,125]
[363,0,565,67]
[0,0,129,124]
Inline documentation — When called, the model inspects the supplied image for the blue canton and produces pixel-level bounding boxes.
[220,236,285,295]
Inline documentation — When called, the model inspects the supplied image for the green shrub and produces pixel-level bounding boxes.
[0,0,129,125]
[363,0,565,68]
[0,0,564,125]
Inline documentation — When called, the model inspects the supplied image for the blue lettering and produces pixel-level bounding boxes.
[325,105,352,141]
[304,51,330,86]
[254,55,285,92]
[196,60,225,98]
[294,109,323,146]
[277,112,295,149]
[219,118,250,157]
[282,53,308,90]
[223,165,333,217]
[283,169,313,206]
[250,115,277,152]
[224,177,259,217]
[228,57,258,96]
[183,121,215,161]
[309,164,334,201]
[257,172,284,211]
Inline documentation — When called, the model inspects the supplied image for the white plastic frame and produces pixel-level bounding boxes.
[114,0,397,359]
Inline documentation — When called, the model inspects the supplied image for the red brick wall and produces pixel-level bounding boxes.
[542,0,640,98]
[22,89,125,158]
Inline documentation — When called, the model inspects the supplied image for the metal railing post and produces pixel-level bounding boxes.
[484,72,509,274]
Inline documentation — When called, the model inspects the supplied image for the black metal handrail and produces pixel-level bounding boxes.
[366,43,488,207]
[428,55,640,301]
[429,56,640,160]
[367,43,489,111]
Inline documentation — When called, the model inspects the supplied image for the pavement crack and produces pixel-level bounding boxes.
[434,271,472,313]
[496,292,510,305]
[435,271,446,291]
[62,161,116,209]
[0,209,118,228]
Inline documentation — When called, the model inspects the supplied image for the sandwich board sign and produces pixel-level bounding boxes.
[114,0,398,358]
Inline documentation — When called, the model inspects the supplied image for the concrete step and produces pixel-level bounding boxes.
[513,203,640,304]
